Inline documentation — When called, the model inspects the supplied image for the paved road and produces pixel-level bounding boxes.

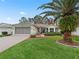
[0,34,30,53]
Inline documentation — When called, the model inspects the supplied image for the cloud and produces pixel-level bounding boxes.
[20,11,26,15]
[7,17,11,20]
[1,0,5,2]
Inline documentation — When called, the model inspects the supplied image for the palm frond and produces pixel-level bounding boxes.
[54,15,61,22]
[38,0,79,23]
[37,2,53,9]
[40,11,60,16]
[38,1,62,11]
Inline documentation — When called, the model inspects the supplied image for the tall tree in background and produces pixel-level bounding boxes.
[39,0,79,43]
[33,15,43,24]
[30,15,54,24]
[19,17,28,23]
[28,18,34,23]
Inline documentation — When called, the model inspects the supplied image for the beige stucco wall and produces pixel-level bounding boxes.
[12,26,15,35]
[31,26,38,35]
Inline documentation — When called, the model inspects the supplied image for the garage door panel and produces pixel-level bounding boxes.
[15,27,30,34]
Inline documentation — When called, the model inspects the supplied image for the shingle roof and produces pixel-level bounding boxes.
[34,24,49,28]
[0,23,12,27]
[14,22,32,27]
[14,22,56,28]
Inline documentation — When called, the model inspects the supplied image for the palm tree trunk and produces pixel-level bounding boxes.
[63,32,72,42]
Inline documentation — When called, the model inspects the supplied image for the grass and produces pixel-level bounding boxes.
[0,36,79,59]
[73,36,79,41]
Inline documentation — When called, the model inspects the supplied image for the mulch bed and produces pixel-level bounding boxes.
[31,34,45,38]
[57,40,79,47]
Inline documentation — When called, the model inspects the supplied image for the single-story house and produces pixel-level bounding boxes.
[13,22,60,35]
[0,23,13,35]
[0,22,79,36]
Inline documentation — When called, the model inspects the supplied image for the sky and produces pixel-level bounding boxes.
[0,0,51,24]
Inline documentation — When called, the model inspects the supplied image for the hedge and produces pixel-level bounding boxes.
[44,32,61,36]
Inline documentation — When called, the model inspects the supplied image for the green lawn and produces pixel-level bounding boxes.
[0,36,79,59]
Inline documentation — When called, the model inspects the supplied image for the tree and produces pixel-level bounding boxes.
[33,15,43,24]
[19,17,28,23]
[28,18,34,23]
[33,15,53,24]
[28,15,54,24]
[39,0,79,42]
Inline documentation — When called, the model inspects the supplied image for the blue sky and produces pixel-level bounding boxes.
[0,0,51,24]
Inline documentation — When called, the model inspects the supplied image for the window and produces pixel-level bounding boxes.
[50,28,54,32]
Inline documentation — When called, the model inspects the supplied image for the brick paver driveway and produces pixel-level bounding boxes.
[0,34,30,53]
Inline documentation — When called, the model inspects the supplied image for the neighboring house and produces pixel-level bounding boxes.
[0,23,13,35]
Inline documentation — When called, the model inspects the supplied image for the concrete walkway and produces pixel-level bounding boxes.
[0,34,30,53]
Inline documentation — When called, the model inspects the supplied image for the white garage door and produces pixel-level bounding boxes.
[15,27,30,34]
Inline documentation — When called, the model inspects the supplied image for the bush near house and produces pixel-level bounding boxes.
[45,32,61,36]
[0,32,12,37]
[31,34,45,38]
[31,35,36,38]
[0,35,4,37]
[2,32,8,36]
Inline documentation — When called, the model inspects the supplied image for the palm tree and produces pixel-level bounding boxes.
[38,0,79,42]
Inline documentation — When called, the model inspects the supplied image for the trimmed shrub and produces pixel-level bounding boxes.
[45,32,61,36]
[0,35,4,37]
[2,32,8,36]
[31,35,36,38]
